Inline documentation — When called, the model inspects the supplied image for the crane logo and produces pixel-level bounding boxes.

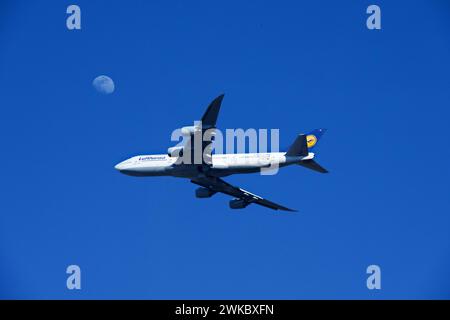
[306,134,317,148]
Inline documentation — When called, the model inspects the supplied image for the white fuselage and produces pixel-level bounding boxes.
[115,152,315,178]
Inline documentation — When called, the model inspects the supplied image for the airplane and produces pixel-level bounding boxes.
[114,94,328,211]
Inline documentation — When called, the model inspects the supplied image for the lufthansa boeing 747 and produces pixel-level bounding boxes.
[115,95,328,211]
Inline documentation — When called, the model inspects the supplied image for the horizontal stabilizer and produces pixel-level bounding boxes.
[298,159,328,173]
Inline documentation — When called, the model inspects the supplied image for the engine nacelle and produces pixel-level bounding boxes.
[195,187,216,198]
[167,146,184,157]
[181,126,200,136]
[229,199,249,209]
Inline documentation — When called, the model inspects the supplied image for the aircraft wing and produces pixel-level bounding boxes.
[173,94,224,166]
[191,176,297,212]
[198,94,223,165]
[201,94,224,129]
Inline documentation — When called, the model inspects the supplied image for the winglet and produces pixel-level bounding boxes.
[201,94,224,128]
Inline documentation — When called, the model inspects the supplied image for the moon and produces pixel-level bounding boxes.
[92,75,115,94]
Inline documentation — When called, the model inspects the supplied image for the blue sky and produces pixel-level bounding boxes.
[0,1,449,299]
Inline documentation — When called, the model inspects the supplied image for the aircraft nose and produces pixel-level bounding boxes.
[114,163,124,171]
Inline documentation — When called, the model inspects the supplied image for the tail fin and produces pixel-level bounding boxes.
[285,134,308,157]
[286,128,328,173]
[305,128,326,151]
[285,128,326,157]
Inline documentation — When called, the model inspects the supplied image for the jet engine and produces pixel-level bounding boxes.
[195,187,216,198]
[167,146,184,157]
[181,125,201,136]
[229,198,249,209]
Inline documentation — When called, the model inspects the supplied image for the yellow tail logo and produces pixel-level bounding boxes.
[307,135,317,148]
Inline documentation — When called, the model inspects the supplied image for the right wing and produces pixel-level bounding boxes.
[191,176,297,212]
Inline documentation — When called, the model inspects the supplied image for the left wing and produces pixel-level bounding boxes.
[199,94,224,165]
[201,94,224,129]
[171,94,224,166]
[191,176,297,212]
